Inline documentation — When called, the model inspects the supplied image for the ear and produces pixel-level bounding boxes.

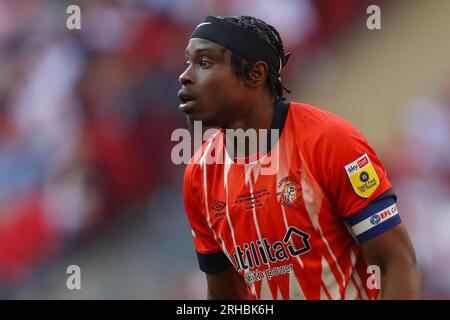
[245,61,268,88]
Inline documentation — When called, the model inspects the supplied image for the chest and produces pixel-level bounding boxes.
[204,163,315,242]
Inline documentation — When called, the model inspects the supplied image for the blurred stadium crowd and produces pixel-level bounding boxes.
[0,0,448,299]
[385,83,450,297]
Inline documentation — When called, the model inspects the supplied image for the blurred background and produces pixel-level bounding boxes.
[0,0,449,299]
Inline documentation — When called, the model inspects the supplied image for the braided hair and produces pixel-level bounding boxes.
[220,16,291,101]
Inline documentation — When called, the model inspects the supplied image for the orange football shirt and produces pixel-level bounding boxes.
[183,102,400,299]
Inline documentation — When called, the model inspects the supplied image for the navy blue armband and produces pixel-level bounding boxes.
[345,196,401,244]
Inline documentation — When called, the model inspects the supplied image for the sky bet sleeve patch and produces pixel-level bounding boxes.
[344,153,380,198]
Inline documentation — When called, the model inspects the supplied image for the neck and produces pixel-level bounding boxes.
[222,94,276,160]
[222,95,275,132]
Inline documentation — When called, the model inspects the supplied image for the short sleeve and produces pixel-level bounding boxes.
[319,119,393,218]
[312,115,402,243]
[183,164,222,254]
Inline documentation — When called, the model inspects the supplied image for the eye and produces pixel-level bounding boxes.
[199,58,211,68]
[184,60,191,67]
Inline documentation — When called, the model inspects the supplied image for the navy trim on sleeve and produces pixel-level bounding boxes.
[372,187,397,203]
[345,188,397,226]
[196,251,233,274]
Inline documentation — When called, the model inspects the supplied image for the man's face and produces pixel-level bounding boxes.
[178,38,245,127]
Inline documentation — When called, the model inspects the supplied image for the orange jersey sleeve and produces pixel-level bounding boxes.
[298,104,393,219]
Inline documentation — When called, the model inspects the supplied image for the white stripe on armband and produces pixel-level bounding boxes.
[351,202,399,236]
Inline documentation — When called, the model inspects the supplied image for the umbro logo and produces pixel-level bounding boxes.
[211,201,226,218]
[211,201,226,211]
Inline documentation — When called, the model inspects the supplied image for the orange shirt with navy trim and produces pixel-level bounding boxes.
[183,102,398,300]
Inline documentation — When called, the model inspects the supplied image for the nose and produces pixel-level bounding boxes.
[179,66,194,85]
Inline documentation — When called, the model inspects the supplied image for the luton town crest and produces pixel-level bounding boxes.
[277,176,302,208]
[283,181,296,203]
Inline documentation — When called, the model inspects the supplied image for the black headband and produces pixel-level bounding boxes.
[190,16,290,76]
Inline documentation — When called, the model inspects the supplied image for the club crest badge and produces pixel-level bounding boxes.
[277,176,302,208]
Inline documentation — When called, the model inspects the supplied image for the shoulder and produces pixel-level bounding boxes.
[289,102,366,147]
[290,102,360,135]
[288,102,375,185]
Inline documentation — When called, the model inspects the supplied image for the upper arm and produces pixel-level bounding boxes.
[206,266,249,300]
[360,223,422,299]
[307,112,421,292]
[360,223,417,270]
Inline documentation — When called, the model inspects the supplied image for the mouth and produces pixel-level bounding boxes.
[178,90,196,114]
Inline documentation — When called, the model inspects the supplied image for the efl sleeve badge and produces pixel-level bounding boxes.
[344,153,380,198]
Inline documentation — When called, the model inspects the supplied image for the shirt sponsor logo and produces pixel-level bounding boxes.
[230,226,311,272]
